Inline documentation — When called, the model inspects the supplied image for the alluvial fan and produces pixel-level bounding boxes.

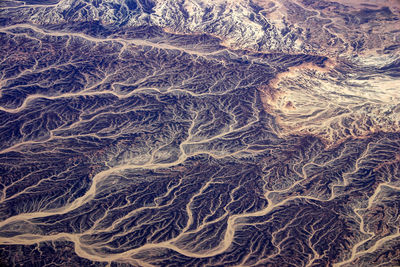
[0,0,399,266]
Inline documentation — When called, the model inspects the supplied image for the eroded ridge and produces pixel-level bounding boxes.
[260,57,400,148]
[1,0,400,267]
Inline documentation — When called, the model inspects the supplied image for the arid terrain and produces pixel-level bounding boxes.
[0,0,399,266]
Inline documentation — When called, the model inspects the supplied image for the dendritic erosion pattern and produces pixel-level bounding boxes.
[0,0,399,267]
